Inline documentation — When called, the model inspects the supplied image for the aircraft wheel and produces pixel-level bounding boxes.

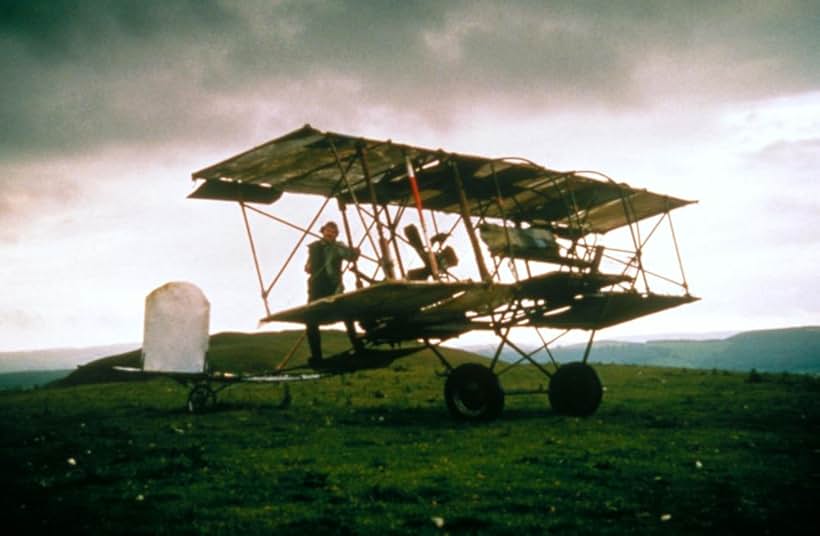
[548,362,603,417]
[187,384,216,413]
[444,363,504,421]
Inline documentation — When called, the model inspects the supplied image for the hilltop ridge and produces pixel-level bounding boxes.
[52,329,482,388]
[2,326,817,392]
[464,326,820,374]
[574,326,819,373]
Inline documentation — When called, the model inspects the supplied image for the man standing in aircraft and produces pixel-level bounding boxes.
[304,221,360,365]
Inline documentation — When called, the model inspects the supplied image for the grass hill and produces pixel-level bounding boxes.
[1,329,818,534]
[53,330,480,387]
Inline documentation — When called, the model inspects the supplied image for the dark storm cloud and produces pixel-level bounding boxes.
[1,0,818,156]
[0,0,244,156]
[213,0,820,105]
[0,0,232,57]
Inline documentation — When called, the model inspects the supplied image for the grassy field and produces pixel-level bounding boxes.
[1,332,818,534]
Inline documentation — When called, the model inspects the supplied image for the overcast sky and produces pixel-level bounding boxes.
[2,0,819,351]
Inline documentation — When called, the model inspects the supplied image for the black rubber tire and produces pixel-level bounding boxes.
[549,362,603,416]
[187,384,216,414]
[444,363,505,421]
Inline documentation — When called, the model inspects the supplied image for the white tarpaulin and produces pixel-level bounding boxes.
[142,282,210,373]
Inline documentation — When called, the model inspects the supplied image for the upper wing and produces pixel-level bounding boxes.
[190,125,695,235]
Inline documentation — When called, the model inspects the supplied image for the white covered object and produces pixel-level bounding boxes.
[142,282,210,373]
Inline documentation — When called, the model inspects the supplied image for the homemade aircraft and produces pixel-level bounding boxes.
[182,124,697,419]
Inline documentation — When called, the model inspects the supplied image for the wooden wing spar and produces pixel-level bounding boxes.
[190,125,694,236]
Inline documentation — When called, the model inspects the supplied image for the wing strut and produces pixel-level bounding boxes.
[357,144,396,279]
[406,156,439,278]
[451,161,492,282]
[240,201,270,317]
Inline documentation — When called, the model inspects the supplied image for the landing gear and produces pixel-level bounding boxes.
[444,363,505,421]
[187,383,217,413]
[548,362,603,417]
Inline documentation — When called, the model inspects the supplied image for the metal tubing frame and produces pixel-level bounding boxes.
[497,335,554,379]
[535,327,568,370]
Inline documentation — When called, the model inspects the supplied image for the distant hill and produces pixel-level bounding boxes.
[469,326,820,374]
[0,343,139,373]
[0,370,73,391]
[8,326,819,391]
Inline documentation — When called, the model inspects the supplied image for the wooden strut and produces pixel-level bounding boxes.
[261,194,336,299]
[667,209,690,293]
[357,144,395,279]
[240,201,270,316]
[487,298,528,372]
[489,328,510,372]
[616,185,651,292]
[405,156,439,279]
[489,162,522,282]
[276,332,306,371]
[379,201,407,279]
[388,203,408,279]
[242,204,379,266]
[564,174,594,268]
[451,161,491,282]
[243,172,358,312]
[327,139,381,264]
[338,199,363,289]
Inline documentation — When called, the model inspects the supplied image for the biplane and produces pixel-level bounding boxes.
[183,124,697,419]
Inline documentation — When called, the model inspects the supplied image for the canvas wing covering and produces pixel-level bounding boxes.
[261,280,477,325]
[190,125,695,235]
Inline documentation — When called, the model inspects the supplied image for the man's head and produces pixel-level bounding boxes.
[320,221,339,242]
